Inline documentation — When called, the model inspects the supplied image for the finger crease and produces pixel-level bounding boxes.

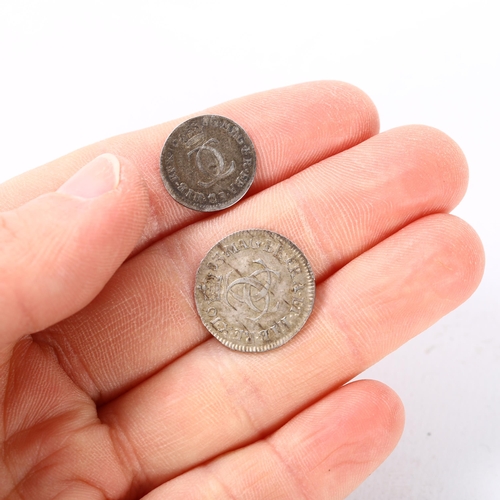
[264,436,309,500]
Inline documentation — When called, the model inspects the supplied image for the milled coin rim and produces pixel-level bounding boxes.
[194,229,316,352]
[159,115,257,212]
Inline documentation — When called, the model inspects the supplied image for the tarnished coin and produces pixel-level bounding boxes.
[160,115,256,212]
[195,230,315,352]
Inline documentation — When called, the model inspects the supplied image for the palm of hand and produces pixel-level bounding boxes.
[0,82,483,499]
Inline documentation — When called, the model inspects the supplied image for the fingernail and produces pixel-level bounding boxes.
[57,154,121,198]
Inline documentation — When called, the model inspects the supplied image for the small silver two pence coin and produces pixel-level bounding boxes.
[195,230,315,352]
[160,115,256,212]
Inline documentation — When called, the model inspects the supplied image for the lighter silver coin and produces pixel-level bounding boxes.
[160,115,256,212]
[195,230,315,352]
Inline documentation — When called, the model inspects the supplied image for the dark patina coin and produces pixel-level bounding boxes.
[195,230,315,352]
[160,115,256,212]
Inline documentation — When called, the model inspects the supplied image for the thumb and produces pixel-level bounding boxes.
[0,153,150,353]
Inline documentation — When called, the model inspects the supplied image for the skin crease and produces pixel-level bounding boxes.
[0,81,484,499]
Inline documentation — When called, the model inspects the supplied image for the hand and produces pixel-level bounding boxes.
[0,82,484,499]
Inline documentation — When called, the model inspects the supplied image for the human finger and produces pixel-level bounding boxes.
[0,81,379,252]
[143,381,404,500]
[41,125,468,403]
[98,214,484,487]
[0,154,149,358]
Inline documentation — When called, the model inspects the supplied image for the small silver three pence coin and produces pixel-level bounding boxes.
[160,115,257,211]
[195,230,315,352]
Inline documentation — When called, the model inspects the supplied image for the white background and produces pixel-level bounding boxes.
[1,1,498,498]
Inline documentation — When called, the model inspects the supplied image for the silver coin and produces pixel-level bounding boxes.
[160,115,257,212]
[195,230,315,352]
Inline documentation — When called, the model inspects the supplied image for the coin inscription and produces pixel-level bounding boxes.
[195,230,315,352]
[160,115,256,211]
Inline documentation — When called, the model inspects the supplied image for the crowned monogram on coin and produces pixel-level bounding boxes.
[160,115,256,212]
[195,230,315,352]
